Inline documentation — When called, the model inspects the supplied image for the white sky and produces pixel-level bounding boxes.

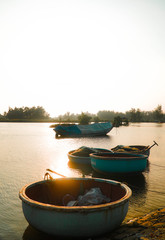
[0,0,165,117]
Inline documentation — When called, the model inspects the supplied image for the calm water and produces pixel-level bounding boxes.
[0,122,165,240]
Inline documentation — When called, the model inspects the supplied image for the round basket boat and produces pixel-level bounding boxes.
[68,147,112,165]
[111,145,150,156]
[90,152,148,174]
[19,177,132,237]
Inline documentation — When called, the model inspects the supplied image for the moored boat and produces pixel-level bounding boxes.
[68,146,112,165]
[53,122,113,138]
[90,152,148,174]
[111,141,158,156]
[19,176,131,237]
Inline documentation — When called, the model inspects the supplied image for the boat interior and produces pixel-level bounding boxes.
[24,178,127,206]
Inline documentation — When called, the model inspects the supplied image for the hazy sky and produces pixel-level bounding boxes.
[0,0,165,117]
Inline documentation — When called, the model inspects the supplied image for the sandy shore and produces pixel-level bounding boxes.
[93,208,165,240]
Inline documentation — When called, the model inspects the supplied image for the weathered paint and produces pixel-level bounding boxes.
[19,177,132,237]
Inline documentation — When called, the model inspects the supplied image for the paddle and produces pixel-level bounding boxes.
[46,168,66,178]
[144,141,158,153]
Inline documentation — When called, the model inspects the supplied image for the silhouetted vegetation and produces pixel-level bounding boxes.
[152,105,164,122]
[2,106,50,121]
[113,116,129,127]
[0,105,164,125]
[52,105,165,125]
[78,112,92,125]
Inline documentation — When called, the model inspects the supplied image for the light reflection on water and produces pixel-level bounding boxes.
[0,122,165,240]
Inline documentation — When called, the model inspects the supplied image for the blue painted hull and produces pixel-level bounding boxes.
[53,122,113,138]
[90,152,148,174]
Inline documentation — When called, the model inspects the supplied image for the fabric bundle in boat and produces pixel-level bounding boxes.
[112,145,149,153]
[66,188,111,206]
[77,188,111,206]
[71,146,98,157]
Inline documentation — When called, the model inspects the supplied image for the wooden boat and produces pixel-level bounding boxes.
[53,122,113,138]
[68,146,112,165]
[19,176,131,237]
[90,152,148,174]
[111,141,158,157]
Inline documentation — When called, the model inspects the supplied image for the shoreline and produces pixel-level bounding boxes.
[94,208,165,240]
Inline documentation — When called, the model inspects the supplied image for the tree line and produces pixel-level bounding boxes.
[53,105,165,124]
[0,106,50,121]
[0,105,164,124]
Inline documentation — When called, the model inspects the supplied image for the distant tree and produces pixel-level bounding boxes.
[97,110,115,121]
[153,105,163,122]
[49,106,165,124]
[4,106,49,120]
[30,106,49,119]
[126,108,142,122]
[4,107,24,119]
[113,116,122,127]
[128,108,136,122]
[78,112,92,125]
[97,110,124,122]
[0,114,5,120]
[136,108,142,122]
[92,116,100,123]
[140,111,152,122]
[122,117,129,126]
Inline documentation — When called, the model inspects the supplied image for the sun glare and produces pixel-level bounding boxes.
[48,156,70,178]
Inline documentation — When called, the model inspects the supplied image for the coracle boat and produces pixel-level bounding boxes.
[68,146,112,165]
[111,141,158,157]
[90,152,148,174]
[53,122,113,138]
[19,175,132,237]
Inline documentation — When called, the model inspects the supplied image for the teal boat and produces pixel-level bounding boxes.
[53,122,113,138]
[111,141,158,157]
[19,176,131,237]
[90,152,148,174]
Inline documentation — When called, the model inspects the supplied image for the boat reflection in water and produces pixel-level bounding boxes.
[67,160,93,177]
[22,225,56,240]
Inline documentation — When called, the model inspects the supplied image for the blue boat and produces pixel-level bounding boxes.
[90,152,148,174]
[53,122,113,138]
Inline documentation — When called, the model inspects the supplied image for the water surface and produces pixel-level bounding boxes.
[0,122,164,240]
